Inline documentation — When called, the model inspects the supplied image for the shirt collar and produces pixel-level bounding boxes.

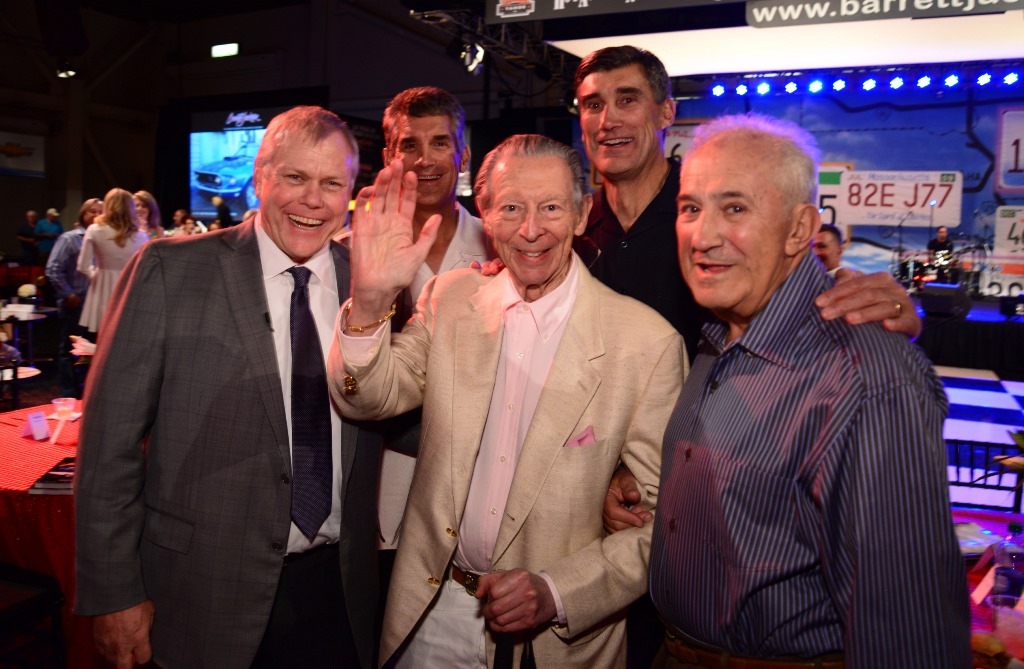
[702,252,827,368]
[498,252,580,339]
[254,213,337,295]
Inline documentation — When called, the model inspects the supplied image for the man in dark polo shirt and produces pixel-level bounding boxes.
[572,46,919,362]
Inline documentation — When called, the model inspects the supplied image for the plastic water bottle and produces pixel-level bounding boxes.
[992,522,1024,598]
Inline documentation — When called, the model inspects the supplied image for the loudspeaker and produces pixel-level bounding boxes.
[920,283,972,318]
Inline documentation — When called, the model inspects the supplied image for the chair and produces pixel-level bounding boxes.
[0,562,65,668]
[0,355,18,410]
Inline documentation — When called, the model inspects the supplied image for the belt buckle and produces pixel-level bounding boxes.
[462,570,479,597]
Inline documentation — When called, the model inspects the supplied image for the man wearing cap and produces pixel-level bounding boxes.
[36,208,64,262]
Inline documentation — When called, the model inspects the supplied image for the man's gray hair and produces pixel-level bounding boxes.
[474,134,588,213]
[686,113,821,208]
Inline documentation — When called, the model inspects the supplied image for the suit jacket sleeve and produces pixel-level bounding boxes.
[75,244,166,615]
[328,279,440,421]
[545,328,685,638]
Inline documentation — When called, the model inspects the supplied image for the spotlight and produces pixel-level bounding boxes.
[56,59,76,79]
[916,75,931,88]
[711,84,725,97]
[756,81,770,95]
[977,73,992,86]
[462,42,484,75]
[1005,72,1020,85]
[832,79,846,92]
[808,80,823,93]
[944,74,959,88]
[447,36,485,75]
[862,78,877,91]
[890,76,904,89]
[736,84,749,96]
[784,81,798,94]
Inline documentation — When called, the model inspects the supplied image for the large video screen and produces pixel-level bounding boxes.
[189,108,286,224]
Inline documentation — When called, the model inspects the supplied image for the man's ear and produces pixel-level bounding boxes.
[575,193,593,236]
[459,144,470,173]
[382,147,392,167]
[786,203,820,256]
[252,168,264,201]
[659,97,677,131]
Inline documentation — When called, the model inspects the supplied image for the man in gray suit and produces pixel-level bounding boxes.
[74,106,381,669]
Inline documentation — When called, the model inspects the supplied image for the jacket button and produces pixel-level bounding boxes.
[446,528,457,537]
[427,577,440,586]
[271,542,284,552]
[280,474,290,484]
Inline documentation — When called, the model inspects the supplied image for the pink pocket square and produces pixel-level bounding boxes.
[567,425,596,448]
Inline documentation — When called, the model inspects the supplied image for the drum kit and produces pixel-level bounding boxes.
[893,236,989,297]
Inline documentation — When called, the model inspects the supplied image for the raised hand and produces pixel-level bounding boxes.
[348,160,441,327]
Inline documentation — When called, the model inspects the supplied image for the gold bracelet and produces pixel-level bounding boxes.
[345,302,397,333]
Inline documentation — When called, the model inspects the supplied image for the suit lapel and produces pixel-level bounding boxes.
[491,269,604,564]
[330,242,360,495]
[450,278,505,521]
[219,220,290,466]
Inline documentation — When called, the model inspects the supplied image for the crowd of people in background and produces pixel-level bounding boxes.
[12,191,250,396]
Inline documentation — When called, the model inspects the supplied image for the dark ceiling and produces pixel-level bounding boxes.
[78,0,311,23]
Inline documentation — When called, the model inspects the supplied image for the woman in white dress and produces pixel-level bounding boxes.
[77,188,149,334]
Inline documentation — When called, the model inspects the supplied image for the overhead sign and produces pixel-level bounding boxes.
[488,0,743,24]
[819,170,963,229]
[746,0,1016,28]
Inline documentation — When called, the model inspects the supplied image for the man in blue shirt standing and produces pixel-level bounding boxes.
[36,208,64,262]
[45,198,99,397]
[649,113,969,668]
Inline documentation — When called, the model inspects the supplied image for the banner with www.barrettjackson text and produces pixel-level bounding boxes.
[746,0,1019,28]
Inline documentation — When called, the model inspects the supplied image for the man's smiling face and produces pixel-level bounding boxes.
[255,131,355,264]
[386,114,467,216]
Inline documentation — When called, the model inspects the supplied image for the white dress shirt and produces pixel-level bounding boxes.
[379,205,490,548]
[255,217,344,554]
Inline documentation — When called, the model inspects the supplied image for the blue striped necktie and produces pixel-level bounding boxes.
[287,266,332,540]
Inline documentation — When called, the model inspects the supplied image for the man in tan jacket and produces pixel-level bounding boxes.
[328,134,686,668]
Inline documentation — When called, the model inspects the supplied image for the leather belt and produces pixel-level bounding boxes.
[662,625,843,669]
[450,564,481,597]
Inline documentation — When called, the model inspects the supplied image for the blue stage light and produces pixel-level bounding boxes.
[833,79,846,91]
[1006,72,1020,85]
[944,74,959,88]
[785,81,798,94]
[890,76,904,89]
[736,84,749,95]
[977,73,992,86]
[808,80,823,93]
[862,78,877,91]
[712,84,725,97]
[757,81,770,95]
[917,75,931,88]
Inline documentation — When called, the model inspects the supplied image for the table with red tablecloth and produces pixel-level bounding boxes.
[0,403,105,669]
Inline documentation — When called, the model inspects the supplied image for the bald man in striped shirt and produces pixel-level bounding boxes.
[646,113,969,669]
